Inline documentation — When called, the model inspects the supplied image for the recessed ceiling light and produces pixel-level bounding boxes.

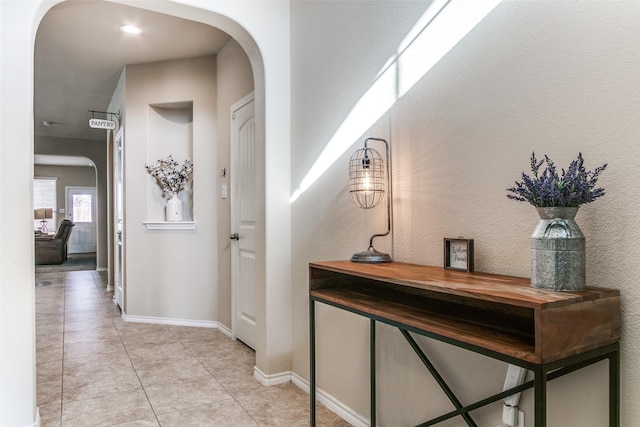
[119,24,142,34]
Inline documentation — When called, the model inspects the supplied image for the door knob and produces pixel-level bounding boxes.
[230,233,239,240]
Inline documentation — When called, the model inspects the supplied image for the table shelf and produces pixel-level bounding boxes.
[309,260,620,427]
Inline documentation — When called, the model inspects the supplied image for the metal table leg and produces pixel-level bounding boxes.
[609,344,620,427]
[310,299,316,427]
[371,319,376,427]
[533,365,547,427]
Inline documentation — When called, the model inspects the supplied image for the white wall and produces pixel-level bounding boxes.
[108,42,253,327]
[121,47,254,326]
[123,56,218,321]
[291,1,639,426]
[133,0,292,376]
[1,1,46,424]
[107,68,126,290]
[216,38,254,328]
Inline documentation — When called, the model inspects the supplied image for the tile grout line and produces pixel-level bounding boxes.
[100,270,164,427]
[59,272,68,426]
[61,270,128,426]
[184,336,260,425]
[164,328,263,426]
[118,332,164,426]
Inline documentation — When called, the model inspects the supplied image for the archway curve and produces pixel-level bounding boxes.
[4,1,290,424]
[34,154,99,265]
[0,0,291,421]
[32,0,291,379]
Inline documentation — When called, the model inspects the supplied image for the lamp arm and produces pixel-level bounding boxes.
[364,137,393,253]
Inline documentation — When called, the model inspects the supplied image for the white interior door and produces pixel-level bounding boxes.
[231,93,256,349]
[114,128,124,309]
[67,187,97,254]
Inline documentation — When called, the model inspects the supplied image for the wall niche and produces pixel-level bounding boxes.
[146,101,194,224]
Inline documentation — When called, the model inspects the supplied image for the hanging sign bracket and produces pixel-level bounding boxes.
[88,110,120,129]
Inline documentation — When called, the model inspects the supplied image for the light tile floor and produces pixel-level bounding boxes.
[35,269,350,426]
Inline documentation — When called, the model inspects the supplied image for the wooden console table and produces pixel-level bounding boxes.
[309,261,620,427]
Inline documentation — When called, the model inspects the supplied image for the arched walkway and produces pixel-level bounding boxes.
[0,1,291,425]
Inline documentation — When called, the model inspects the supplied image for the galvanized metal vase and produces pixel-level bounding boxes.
[531,207,586,291]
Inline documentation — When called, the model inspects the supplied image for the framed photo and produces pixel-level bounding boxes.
[444,238,474,272]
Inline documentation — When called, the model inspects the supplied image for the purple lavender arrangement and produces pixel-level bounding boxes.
[507,152,607,207]
[145,155,194,198]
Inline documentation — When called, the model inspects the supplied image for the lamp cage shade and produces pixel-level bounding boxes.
[349,147,385,209]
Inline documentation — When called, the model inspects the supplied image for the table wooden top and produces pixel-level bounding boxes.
[310,261,619,310]
[309,261,620,363]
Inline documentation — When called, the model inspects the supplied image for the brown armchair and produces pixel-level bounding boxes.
[35,219,75,265]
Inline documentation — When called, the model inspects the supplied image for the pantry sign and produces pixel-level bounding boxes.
[89,118,116,129]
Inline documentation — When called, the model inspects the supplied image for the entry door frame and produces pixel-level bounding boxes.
[113,127,125,310]
[66,186,97,254]
[230,92,256,348]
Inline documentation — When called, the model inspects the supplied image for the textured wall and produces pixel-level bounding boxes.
[216,38,254,330]
[291,1,640,425]
[124,56,219,321]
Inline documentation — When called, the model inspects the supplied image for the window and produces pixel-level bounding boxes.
[34,177,57,232]
[72,194,92,223]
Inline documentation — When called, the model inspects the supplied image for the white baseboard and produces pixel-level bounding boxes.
[121,313,219,329]
[290,372,369,427]
[216,322,233,338]
[119,312,232,336]
[249,369,368,427]
[253,366,292,386]
[27,408,41,427]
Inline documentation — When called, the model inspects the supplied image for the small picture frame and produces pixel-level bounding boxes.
[444,238,474,272]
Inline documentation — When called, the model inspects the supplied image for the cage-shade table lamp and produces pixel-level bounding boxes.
[348,137,393,263]
[35,208,53,234]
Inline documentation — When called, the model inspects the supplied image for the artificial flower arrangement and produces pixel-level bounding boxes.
[506,152,607,207]
[145,155,194,198]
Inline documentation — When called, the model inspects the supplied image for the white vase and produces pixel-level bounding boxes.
[165,193,183,222]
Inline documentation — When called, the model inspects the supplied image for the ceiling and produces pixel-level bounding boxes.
[34,0,231,153]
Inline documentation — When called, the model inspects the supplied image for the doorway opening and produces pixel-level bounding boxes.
[33,0,267,356]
